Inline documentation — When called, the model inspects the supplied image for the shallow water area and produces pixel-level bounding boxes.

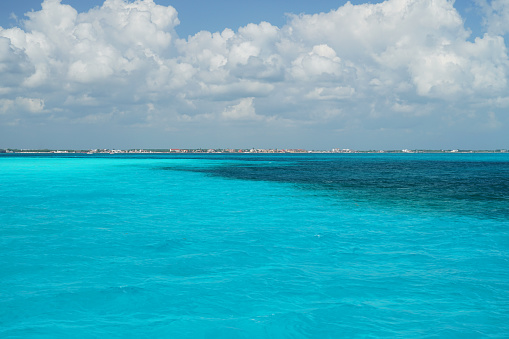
[1,153,508,337]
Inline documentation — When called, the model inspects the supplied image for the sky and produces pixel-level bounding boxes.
[0,0,508,150]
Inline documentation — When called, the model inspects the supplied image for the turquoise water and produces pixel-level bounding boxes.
[1,153,508,338]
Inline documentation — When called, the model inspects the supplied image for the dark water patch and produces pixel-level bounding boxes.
[160,154,509,220]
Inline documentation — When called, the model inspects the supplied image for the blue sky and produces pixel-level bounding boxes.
[1,0,508,150]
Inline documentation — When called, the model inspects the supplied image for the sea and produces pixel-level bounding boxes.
[1,152,508,338]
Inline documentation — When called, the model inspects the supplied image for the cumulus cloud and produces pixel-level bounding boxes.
[306,86,355,101]
[222,97,263,121]
[478,0,509,36]
[16,97,45,113]
[0,0,508,148]
[0,97,45,114]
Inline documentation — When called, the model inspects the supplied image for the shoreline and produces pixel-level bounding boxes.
[1,149,508,154]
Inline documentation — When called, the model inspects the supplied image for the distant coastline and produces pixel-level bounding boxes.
[1,148,508,154]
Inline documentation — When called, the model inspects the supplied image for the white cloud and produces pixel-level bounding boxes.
[16,97,45,113]
[0,0,508,148]
[229,42,260,66]
[306,86,355,100]
[478,0,509,36]
[0,97,45,114]
[391,101,414,113]
[222,97,262,120]
[1,0,180,88]
[291,44,344,80]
